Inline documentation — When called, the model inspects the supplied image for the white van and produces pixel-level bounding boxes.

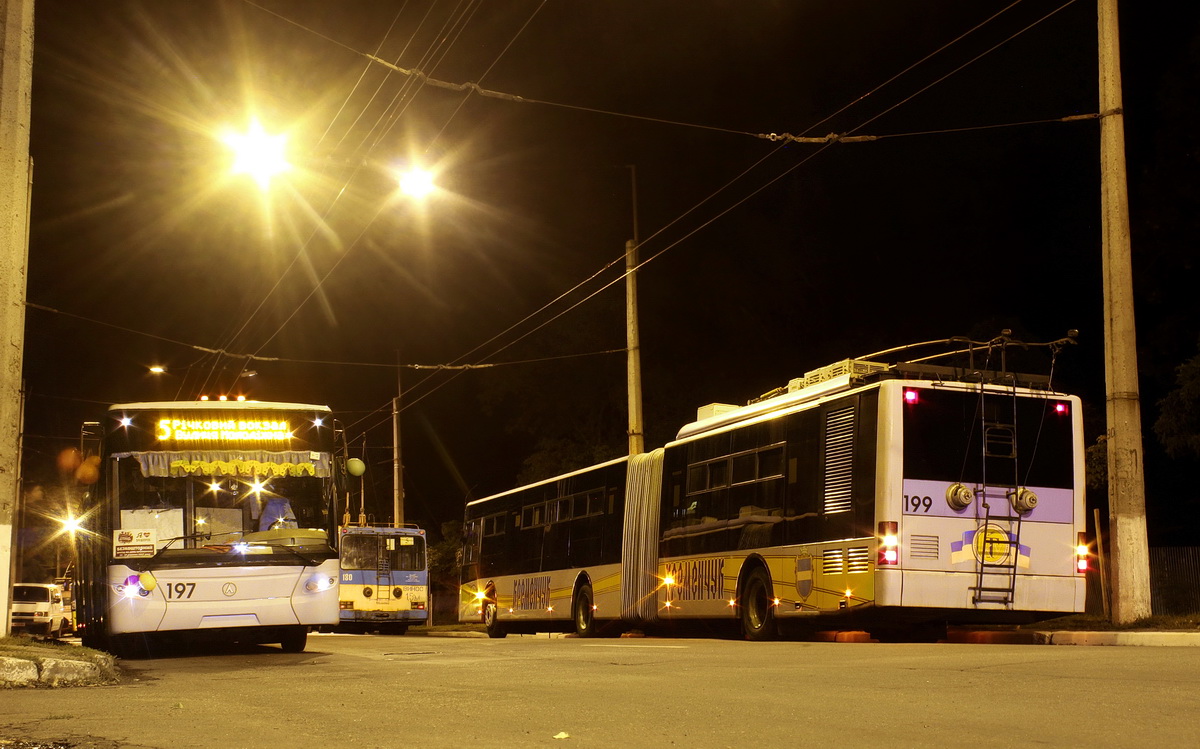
[10,583,71,637]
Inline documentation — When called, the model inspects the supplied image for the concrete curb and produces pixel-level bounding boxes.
[1035,630,1200,647]
[0,652,119,688]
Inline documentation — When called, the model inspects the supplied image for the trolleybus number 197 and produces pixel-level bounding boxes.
[905,494,933,513]
[162,582,197,599]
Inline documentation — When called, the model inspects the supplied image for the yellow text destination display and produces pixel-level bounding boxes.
[156,418,293,443]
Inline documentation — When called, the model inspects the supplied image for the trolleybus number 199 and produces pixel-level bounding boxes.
[162,582,197,599]
[905,494,933,513]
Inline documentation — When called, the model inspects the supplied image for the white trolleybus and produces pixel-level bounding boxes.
[75,400,346,656]
[460,335,1088,640]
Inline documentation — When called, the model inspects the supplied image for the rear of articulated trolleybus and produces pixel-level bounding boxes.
[78,401,342,656]
[458,457,634,638]
[337,525,429,633]
[874,377,1086,627]
[645,361,1084,641]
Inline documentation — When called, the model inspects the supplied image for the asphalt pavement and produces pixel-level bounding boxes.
[4,626,1200,690]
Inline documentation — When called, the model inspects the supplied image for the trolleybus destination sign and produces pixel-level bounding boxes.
[155,417,293,443]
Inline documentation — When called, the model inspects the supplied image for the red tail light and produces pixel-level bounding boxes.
[878,521,899,566]
[1075,532,1089,573]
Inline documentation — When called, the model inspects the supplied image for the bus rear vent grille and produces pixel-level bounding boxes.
[847,546,870,573]
[822,548,844,575]
[909,535,940,560]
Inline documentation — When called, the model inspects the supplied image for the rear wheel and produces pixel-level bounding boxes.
[483,598,507,639]
[280,626,308,653]
[573,583,597,638]
[740,567,777,641]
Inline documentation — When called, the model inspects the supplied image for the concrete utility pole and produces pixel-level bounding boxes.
[392,396,404,526]
[393,353,404,527]
[625,239,645,456]
[0,0,34,636]
[1098,0,1152,623]
[625,165,644,457]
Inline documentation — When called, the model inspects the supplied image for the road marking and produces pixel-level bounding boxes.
[581,644,687,649]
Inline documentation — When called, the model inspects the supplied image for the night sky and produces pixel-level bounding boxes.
[19,1,1200,543]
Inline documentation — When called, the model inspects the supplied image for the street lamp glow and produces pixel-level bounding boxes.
[149,365,166,374]
[398,168,436,199]
[223,119,290,190]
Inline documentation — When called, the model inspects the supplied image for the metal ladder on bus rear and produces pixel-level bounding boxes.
[971,409,1024,607]
[375,540,392,604]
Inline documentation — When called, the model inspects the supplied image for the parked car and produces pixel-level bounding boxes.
[10,583,71,637]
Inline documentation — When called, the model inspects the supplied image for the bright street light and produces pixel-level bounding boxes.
[398,167,436,199]
[222,119,290,190]
[60,513,82,534]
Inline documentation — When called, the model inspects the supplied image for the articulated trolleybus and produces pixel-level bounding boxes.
[76,400,344,655]
[337,524,429,633]
[461,336,1087,640]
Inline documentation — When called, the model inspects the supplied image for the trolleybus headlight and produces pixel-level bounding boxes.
[118,572,157,598]
[306,575,336,593]
[878,521,900,566]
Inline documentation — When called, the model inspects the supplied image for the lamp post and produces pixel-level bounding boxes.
[390,166,437,527]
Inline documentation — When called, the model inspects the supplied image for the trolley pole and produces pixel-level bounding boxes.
[1098,0,1151,623]
[0,0,34,636]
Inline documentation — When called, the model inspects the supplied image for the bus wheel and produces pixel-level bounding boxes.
[573,583,597,638]
[280,626,308,653]
[740,567,777,641]
[483,600,507,639]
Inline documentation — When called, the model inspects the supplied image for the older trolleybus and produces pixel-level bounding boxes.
[75,401,345,656]
[460,336,1087,640]
[336,525,429,633]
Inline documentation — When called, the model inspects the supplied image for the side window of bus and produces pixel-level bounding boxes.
[521,503,545,528]
[463,520,480,565]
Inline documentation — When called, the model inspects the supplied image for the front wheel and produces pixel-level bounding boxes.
[483,599,507,639]
[280,626,308,653]
[740,567,777,641]
[573,583,597,638]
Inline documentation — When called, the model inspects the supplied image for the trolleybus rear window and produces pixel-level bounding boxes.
[903,389,1074,488]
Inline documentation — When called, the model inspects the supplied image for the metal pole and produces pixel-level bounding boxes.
[0,0,35,636]
[1098,0,1151,623]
